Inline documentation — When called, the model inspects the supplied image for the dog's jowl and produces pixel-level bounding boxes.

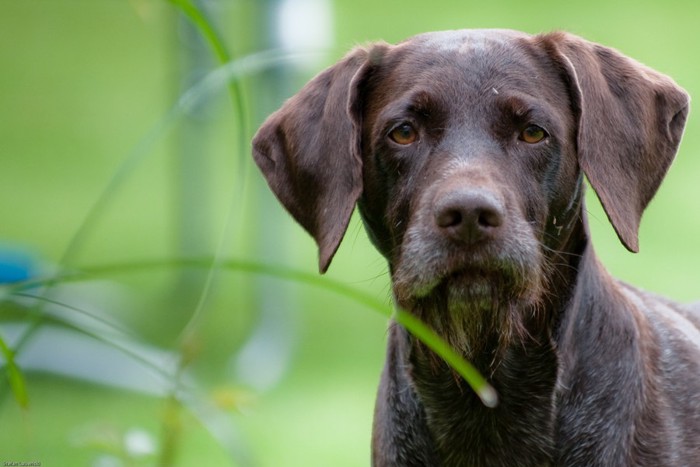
[252,29,699,466]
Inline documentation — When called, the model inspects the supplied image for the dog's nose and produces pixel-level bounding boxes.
[434,190,504,244]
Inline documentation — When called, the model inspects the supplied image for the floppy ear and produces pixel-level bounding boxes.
[541,32,690,252]
[253,46,381,273]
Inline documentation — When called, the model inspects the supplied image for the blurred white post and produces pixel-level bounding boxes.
[232,0,333,390]
[171,4,218,327]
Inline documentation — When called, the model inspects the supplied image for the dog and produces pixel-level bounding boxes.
[252,29,700,466]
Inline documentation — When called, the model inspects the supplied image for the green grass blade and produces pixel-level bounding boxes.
[8,257,497,405]
[10,292,137,338]
[1,311,177,391]
[167,0,249,167]
[395,310,498,408]
[0,334,29,408]
[168,0,231,64]
[10,258,392,316]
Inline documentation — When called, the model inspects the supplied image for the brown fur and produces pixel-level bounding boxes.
[253,30,699,466]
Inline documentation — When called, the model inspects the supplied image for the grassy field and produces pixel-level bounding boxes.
[1,1,699,465]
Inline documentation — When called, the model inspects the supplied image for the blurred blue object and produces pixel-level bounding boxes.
[0,244,36,283]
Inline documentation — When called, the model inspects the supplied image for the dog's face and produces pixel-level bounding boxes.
[253,29,688,353]
[357,31,580,311]
[354,31,586,351]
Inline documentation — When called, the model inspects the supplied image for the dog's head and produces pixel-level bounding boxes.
[253,30,688,347]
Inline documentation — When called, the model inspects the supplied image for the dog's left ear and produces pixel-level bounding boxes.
[540,32,690,252]
[253,46,384,273]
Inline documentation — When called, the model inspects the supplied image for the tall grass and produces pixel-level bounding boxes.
[0,1,495,464]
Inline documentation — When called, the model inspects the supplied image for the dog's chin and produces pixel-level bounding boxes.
[445,269,505,304]
[394,265,543,363]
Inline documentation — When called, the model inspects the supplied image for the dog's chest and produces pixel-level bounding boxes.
[411,341,558,466]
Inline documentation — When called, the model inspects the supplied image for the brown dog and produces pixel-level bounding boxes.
[252,30,700,466]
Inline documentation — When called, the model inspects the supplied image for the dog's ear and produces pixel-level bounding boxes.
[540,32,690,252]
[253,46,383,273]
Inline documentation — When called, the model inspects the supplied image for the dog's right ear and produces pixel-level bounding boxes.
[253,45,385,273]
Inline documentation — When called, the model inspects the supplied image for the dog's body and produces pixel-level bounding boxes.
[253,30,700,465]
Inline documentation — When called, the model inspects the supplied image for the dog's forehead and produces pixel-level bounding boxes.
[383,29,543,92]
[372,29,550,111]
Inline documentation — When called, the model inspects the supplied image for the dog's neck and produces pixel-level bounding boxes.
[403,324,559,466]
[399,212,589,466]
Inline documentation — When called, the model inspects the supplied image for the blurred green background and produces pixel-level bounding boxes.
[1,0,698,465]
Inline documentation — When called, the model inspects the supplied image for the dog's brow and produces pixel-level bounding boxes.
[499,95,535,118]
[494,94,556,124]
[406,90,440,115]
[378,90,440,121]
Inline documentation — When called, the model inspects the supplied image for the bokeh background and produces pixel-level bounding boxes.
[1,0,698,465]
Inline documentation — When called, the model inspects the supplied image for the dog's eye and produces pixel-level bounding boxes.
[389,123,418,145]
[519,125,548,144]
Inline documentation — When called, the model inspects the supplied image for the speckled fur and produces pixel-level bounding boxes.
[252,29,699,466]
